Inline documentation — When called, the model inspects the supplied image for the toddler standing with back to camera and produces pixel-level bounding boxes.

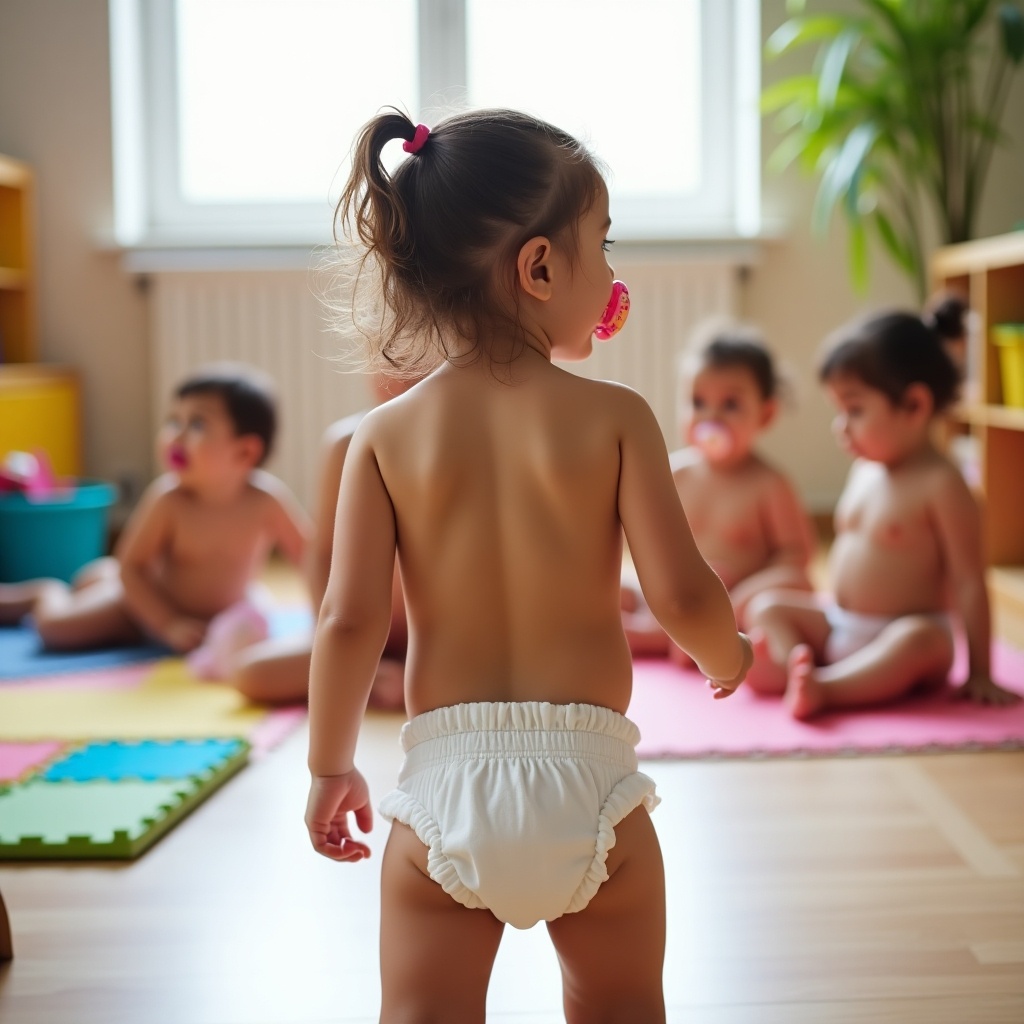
[746,311,1021,718]
[622,323,815,658]
[304,108,752,1022]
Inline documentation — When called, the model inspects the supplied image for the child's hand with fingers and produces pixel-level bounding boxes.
[305,770,374,862]
[707,633,754,699]
[955,673,1022,707]
[164,616,207,653]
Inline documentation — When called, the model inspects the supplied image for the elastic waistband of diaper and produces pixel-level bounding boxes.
[398,700,641,757]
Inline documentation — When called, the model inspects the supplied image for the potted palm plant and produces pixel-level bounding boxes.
[762,0,1024,299]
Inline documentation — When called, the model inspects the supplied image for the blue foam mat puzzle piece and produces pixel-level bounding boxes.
[0,607,314,681]
[42,738,247,782]
[0,737,251,859]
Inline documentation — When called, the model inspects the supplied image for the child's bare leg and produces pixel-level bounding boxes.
[33,571,142,651]
[0,559,119,627]
[379,822,505,1022]
[70,556,120,590]
[0,579,66,624]
[785,617,955,720]
[546,806,666,1024]
[732,566,814,630]
[230,634,312,703]
[745,591,830,696]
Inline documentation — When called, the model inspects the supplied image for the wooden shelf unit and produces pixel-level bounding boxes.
[0,154,82,477]
[931,232,1024,640]
[0,153,36,363]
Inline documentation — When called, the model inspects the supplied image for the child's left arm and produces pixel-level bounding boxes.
[762,474,816,572]
[729,475,815,623]
[254,470,313,569]
[933,471,1021,706]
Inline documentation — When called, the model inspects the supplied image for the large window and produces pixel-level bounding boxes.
[110,0,759,247]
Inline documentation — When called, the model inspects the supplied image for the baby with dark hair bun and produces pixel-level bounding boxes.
[745,309,1020,718]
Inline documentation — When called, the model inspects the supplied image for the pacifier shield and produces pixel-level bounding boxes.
[692,422,734,460]
[594,280,630,341]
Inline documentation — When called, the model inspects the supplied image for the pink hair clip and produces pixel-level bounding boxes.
[403,124,431,154]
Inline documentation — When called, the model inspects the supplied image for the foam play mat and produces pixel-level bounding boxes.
[0,738,249,859]
[628,639,1024,760]
[0,607,312,680]
[0,607,312,860]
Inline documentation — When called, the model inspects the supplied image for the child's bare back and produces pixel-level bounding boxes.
[357,358,648,716]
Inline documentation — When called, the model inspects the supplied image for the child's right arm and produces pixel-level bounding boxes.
[616,389,750,689]
[306,420,357,613]
[305,420,394,860]
[116,479,205,651]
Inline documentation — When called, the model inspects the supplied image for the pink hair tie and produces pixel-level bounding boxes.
[403,124,431,154]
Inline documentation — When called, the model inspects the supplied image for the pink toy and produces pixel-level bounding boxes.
[594,280,630,341]
[691,421,734,460]
[188,598,271,680]
[0,449,63,498]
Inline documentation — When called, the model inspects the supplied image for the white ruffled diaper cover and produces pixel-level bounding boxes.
[379,700,659,930]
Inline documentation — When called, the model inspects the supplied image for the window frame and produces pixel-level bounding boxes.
[110,0,760,248]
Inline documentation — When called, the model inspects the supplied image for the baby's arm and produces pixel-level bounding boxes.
[253,469,313,571]
[729,473,816,621]
[933,470,1020,706]
[617,391,749,690]
[306,420,394,859]
[116,479,205,651]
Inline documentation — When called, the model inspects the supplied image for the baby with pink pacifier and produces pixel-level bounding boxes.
[0,364,310,668]
[623,322,815,660]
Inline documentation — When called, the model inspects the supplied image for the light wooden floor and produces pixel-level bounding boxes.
[1,561,1023,1022]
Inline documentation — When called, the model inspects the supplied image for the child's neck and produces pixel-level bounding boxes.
[180,474,251,505]
[705,448,759,473]
[878,434,937,472]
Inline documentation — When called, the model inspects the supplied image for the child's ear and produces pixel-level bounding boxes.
[902,382,934,421]
[759,398,778,429]
[516,236,554,301]
[235,434,264,469]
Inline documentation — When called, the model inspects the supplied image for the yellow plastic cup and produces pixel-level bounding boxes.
[992,324,1024,408]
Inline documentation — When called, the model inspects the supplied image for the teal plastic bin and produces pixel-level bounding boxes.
[0,481,118,583]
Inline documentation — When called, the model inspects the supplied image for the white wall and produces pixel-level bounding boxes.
[1,0,1022,513]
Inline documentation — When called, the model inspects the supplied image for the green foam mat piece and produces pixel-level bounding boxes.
[0,739,249,859]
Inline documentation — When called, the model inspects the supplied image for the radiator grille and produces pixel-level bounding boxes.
[150,260,738,509]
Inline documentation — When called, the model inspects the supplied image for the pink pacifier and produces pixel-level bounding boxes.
[691,421,734,460]
[167,445,188,470]
[594,280,630,341]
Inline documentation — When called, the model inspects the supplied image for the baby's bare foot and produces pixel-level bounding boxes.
[784,644,824,720]
[743,628,787,695]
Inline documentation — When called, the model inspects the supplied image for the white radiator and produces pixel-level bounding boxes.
[150,259,738,511]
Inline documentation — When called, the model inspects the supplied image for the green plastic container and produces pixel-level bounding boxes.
[993,324,1024,408]
[0,480,118,583]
